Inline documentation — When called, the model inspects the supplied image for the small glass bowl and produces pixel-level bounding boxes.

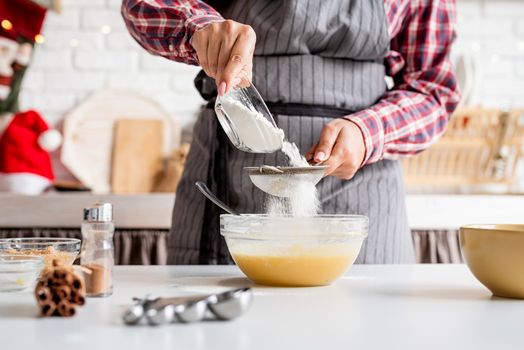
[215,82,283,153]
[0,254,44,292]
[221,214,368,287]
[0,238,81,269]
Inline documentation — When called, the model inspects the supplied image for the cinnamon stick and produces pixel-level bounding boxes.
[40,302,56,317]
[34,259,86,317]
[71,276,84,292]
[35,285,52,306]
[70,290,85,306]
[55,285,71,299]
[57,300,75,317]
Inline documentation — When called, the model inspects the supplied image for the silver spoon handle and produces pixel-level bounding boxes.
[195,181,239,215]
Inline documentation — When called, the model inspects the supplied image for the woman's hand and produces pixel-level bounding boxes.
[191,20,256,95]
[306,119,366,180]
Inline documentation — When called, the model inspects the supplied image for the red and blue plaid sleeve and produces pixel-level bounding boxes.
[346,0,461,164]
[121,0,224,66]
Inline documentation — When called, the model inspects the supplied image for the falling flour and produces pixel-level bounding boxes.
[266,140,320,217]
[219,97,284,152]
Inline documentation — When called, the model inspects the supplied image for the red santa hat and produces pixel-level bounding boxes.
[0,110,61,194]
[0,0,47,42]
[0,0,45,103]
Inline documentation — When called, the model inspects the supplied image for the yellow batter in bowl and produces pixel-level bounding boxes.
[221,215,367,287]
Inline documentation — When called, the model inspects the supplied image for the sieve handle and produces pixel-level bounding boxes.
[195,181,240,215]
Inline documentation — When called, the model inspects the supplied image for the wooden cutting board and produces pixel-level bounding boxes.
[61,89,180,193]
[111,119,163,193]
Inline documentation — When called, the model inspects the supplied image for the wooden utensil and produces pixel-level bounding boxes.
[154,143,190,193]
[111,119,163,193]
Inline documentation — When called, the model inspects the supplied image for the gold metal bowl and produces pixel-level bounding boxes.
[460,224,524,299]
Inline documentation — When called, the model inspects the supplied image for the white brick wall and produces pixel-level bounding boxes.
[455,0,524,108]
[81,9,127,29]
[21,0,204,131]
[20,0,524,129]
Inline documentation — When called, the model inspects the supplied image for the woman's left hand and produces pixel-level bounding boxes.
[305,119,366,180]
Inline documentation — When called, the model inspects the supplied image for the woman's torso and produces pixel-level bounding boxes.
[220,0,390,109]
[170,0,415,265]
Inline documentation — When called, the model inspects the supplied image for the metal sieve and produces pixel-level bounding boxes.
[244,165,328,197]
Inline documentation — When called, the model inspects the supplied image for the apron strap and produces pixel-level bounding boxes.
[196,70,354,118]
[265,102,353,118]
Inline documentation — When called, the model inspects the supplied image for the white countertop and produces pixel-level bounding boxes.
[1,192,524,229]
[1,265,523,350]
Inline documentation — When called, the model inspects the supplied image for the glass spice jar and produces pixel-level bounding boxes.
[80,202,114,297]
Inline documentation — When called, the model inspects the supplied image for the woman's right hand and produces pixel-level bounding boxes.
[191,20,256,96]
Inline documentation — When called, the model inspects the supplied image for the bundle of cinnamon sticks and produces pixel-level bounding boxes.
[34,260,86,317]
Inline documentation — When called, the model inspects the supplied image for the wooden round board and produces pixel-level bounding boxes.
[61,89,181,193]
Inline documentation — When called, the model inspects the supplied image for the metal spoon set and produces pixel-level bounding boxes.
[122,287,253,326]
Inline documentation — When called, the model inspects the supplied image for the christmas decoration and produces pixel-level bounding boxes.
[0,109,62,195]
[0,0,63,195]
[0,0,46,113]
[0,37,18,100]
[34,259,86,317]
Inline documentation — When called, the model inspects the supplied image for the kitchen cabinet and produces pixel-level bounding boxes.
[1,265,522,350]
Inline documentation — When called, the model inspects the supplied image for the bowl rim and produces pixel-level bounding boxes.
[460,224,524,233]
[221,214,369,239]
[223,234,366,241]
[244,165,329,175]
[221,213,369,219]
[0,237,81,246]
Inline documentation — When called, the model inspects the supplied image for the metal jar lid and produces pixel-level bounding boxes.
[83,202,113,222]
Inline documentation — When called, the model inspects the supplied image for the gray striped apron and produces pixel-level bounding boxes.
[168,0,416,265]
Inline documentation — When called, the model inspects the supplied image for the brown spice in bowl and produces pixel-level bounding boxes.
[5,247,77,269]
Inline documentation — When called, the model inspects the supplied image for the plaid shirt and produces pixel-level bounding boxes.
[122,0,460,165]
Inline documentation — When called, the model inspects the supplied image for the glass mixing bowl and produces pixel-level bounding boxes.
[221,214,368,287]
[0,238,81,269]
[0,254,44,292]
